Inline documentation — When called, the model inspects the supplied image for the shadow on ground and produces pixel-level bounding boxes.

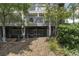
[0,37,47,56]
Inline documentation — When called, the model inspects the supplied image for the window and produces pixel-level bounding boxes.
[29,18,33,22]
[35,17,43,23]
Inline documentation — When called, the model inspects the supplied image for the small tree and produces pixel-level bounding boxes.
[14,3,30,39]
[44,3,71,38]
[0,4,19,42]
[44,4,52,37]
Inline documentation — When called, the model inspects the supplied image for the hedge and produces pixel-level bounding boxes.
[58,24,79,49]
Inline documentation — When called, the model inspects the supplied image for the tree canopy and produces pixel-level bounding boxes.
[44,4,71,23]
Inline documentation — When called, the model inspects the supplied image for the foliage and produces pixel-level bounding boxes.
[0,3,30,26]
[12,3,30,25]
[49,37,63,51]
[58,24,79,49]
[14,3,30,15]
[0,3,30,42]
[64,48,79,56]
[49,37,65,55]
[44,4,71,37]
[68,3,79,23]
[44,4,71,23]
[68,3,78,10]
[0,4,15,25]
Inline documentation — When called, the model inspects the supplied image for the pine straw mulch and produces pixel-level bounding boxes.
[0,37,64,56]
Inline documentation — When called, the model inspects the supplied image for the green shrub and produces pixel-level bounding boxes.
[58,24,79,49]
[64,48,79,56]
[49,37,62,51]
[49,37,65,55]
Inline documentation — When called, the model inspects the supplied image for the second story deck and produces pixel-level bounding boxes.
[28,3,46,14]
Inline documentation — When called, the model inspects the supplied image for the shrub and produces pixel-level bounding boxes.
[64,48,79,56]
[49,37,62,51]
[58,24,79,49]
[49,37,65,55]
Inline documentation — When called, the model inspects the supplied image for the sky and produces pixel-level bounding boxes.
[64,3,69,8]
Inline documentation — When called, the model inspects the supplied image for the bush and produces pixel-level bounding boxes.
[49,37,60,51]
[64,48,79,56]
[58,24,79,49]
[49,37,65,55]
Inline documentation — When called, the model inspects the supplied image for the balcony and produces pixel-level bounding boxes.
[28,7,46,13]
[27,22,48,26]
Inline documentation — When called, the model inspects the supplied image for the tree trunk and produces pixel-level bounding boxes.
[2,11,6,42]
[55,20,58,37]
[21,11,25,39]
[48,21,51,37]
[22,27,25,39]
[73,9,75,24]
[73,13,75,24]
[2,26,6,42]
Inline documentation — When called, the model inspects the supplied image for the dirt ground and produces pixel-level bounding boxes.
[0,37,64,56]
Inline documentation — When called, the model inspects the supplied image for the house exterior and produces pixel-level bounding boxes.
[0,3,56,41]
[27,3,46,26]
